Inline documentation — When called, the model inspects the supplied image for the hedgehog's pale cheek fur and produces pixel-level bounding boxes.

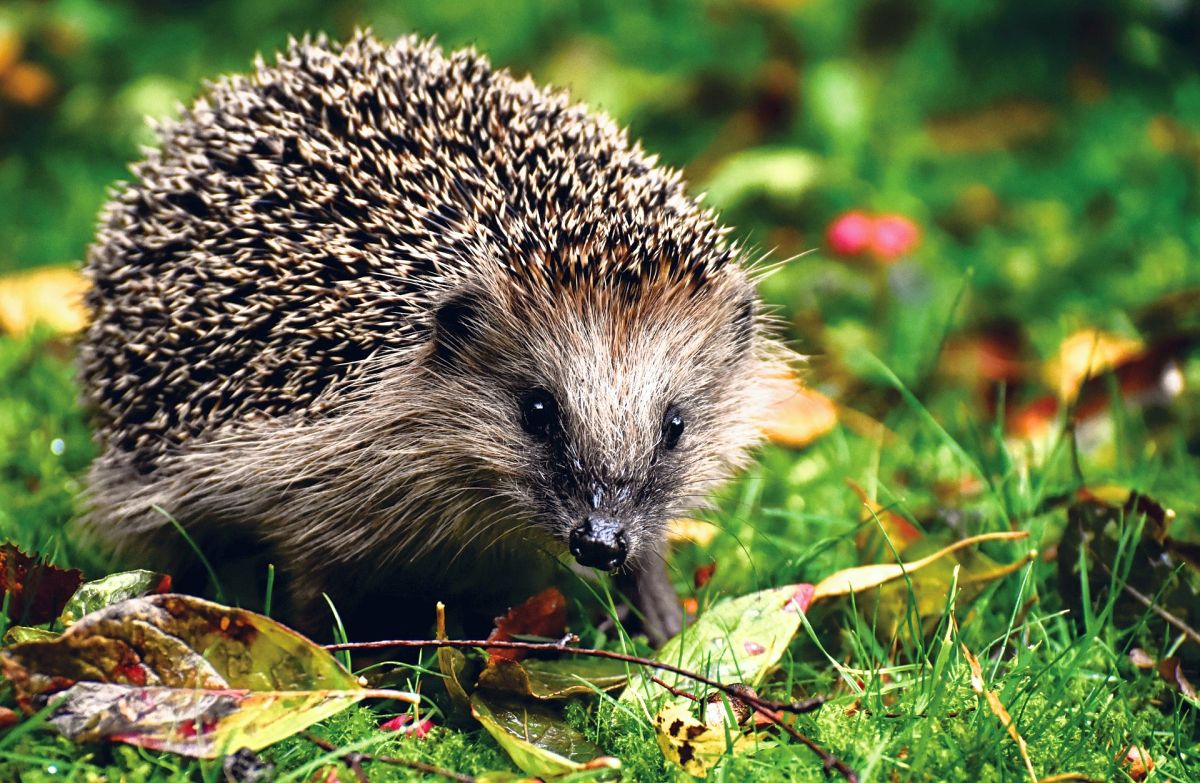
[427,272,774,567]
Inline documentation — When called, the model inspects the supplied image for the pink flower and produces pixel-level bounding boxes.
[870,213,921,261]
[826,211,874,256]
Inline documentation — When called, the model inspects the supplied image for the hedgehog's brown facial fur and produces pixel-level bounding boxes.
[423,269,765,571]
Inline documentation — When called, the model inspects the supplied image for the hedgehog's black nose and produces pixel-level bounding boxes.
[569,515,627,570]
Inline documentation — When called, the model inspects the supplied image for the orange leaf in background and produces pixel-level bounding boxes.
[761,373,838,448]
[1,61,55,106]
[0,28,20,76]
[846,479,922,557]
[486,587,567,661]
[667,518,719,546]
[0,266,88,335]
[0,543,83,625]
[1046,329,1143,402]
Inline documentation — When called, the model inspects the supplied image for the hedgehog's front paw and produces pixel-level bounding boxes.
[628,555,683,647]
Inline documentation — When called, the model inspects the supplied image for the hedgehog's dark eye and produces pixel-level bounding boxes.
[661,406,685,450]
[520,388,558,439]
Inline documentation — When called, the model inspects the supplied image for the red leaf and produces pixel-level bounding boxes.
[0,543,83,625]
[486,587,567,661]
[784,584,815,614]
[693,562,717,589]
[379,713,435,738]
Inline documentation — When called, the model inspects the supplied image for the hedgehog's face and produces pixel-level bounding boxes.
[425,274,768,571]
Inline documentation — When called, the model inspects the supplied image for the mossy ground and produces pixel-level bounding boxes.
[2,0,1200,780]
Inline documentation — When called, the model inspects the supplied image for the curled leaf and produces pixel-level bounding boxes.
[487,587,568,661]
[812,531,1028,600]
[653,701,753,778]
[477,656,628,700]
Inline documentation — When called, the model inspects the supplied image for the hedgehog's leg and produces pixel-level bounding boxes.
[626,551,683,646]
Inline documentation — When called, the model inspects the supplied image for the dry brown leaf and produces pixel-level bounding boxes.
[961,639,1037,783]
[760,373,838,448]
[0,266,88,335]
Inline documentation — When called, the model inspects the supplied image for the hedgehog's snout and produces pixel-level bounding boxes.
[569,514,628,571]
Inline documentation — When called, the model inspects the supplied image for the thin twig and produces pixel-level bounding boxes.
[304,732,474,783]
[325,637,857,782]
[328,637,828,718]
[650,674,699,701]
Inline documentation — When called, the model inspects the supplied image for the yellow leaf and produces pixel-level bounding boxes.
[1045,329,1142,402]
[0,266,88,335]
[653,701,754,778]
[811,530,1028,600]
[668,518,719,546]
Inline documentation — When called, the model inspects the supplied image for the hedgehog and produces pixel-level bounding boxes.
[79,31,790,644]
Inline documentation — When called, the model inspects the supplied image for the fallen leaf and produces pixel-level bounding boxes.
[1058,491,1200,670]
[3,625,59,645]
[59,569,172,626]
[487,588,568,661]
[760,373,838,448]
[652,700,753,778]
[668,518,719,546]
[961,639,1037,782]
[0,594,416,756]
[0,543,83,625]
[812,531,1029,600]
[621,583,813,707]
[48,681,409,757]
[0,707,17,730]
[1,61,55,106]
[846,478,923,558]
[0,266,88,335]
[1045,329,1143,402]
[470,691,619,778]
[693,562,717,589]
[477,657,628,700]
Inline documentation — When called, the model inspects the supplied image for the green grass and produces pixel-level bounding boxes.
[1,323,1197,781]
[3,0,1200,780]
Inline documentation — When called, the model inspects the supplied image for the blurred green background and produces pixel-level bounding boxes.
[3,0,1199,365]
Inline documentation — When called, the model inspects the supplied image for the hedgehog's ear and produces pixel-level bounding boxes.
[431,289,483,364]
